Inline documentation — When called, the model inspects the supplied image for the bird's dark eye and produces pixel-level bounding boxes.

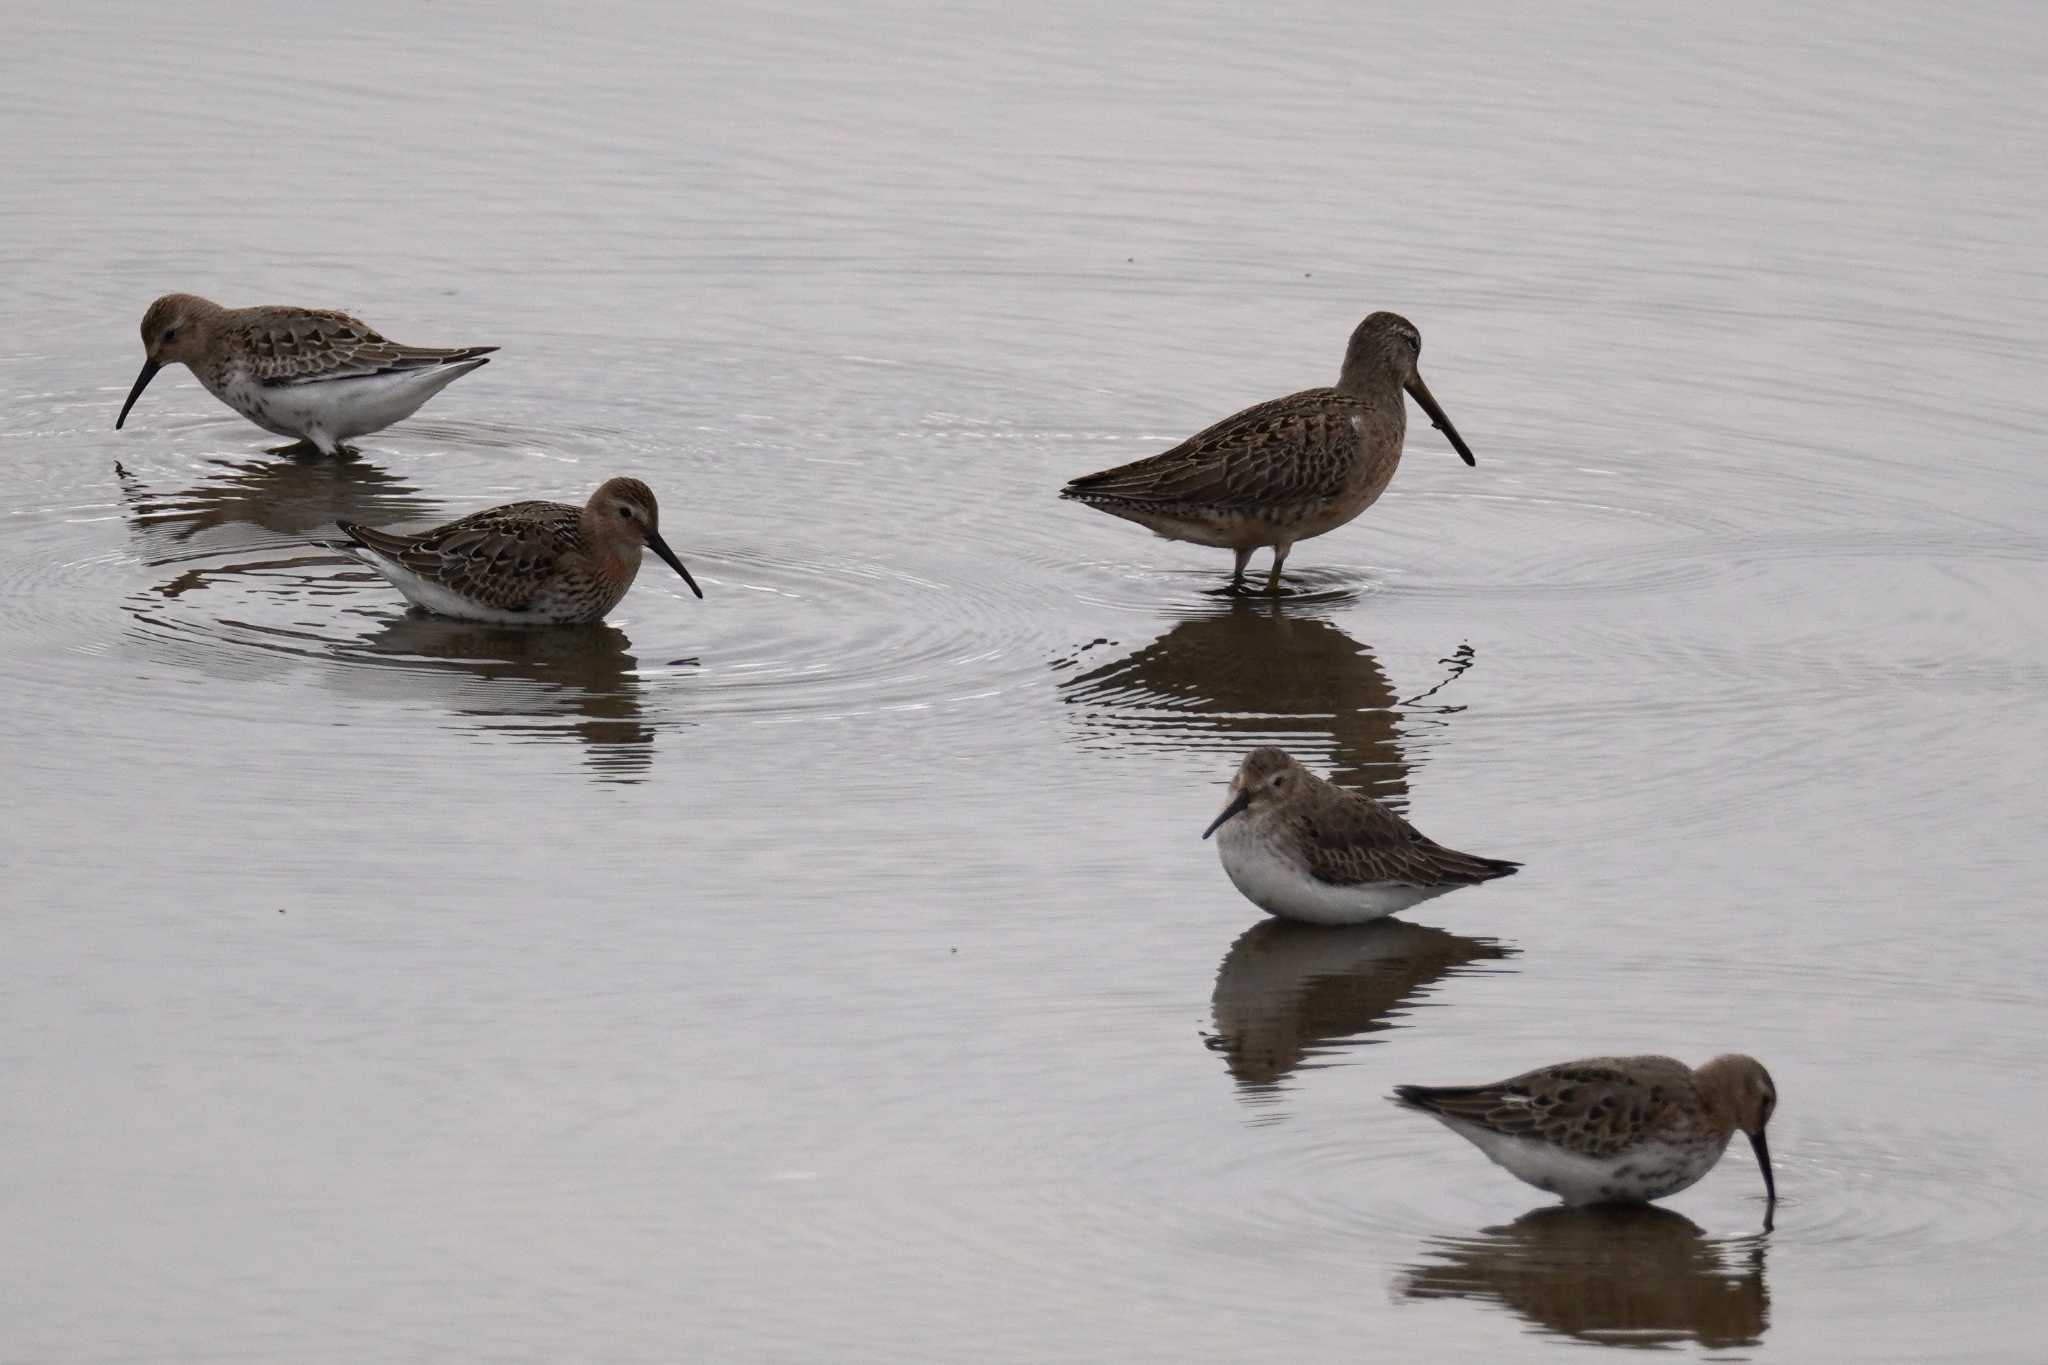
[1273,774,1287,787]
[162,326,180,343]
[617,506,632,519]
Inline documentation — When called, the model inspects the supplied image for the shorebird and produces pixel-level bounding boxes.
[116,293,495,454]
[1393,1055,1779,1212]
[332,477,702,625]
[1061,311,1477,593]
[1202,747,1517,925]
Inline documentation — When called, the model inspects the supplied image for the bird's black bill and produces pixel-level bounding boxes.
[1405,373,1476,467]
[1202,790,1250,840]
[1748,1129,1777,1207]
[115,359,161,430]
[645,530,703,599]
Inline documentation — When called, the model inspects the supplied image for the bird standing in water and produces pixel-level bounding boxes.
[1393,1054,1779,1215]
[1061,311,1477,593]
[1202,747,1518,924]
[116,293,495,454]
[333,477,701,626]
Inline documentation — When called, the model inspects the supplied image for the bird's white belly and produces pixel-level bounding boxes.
[1217,828,1444,925]
[1453,1123,1727,1204]
[209,374,313,440]
[341,546,540,625]
[216,366,476,447]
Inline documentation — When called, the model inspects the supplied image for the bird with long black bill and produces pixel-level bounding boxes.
[117,293,494,454]
[1393,1054,1779,1222]
[1061,311,1478,593]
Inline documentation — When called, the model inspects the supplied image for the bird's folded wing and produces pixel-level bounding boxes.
[1062,389,1362,506]
[1399,1060,1692,1157]
[1287,794,1461,887]
[239,308,495,384]
[346,503,575,609]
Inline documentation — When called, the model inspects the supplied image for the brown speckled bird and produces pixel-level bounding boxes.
[116,293,496,454]
[333,477,702,625]
[1061,311,1477,592]
[1201,747,1518,924]
[1394,1055,1779,1213]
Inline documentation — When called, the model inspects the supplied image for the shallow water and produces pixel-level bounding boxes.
[4,2,2047,1361]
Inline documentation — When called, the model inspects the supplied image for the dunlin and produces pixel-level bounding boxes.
[116,293,496,454]
[1201,747,1517,925]
[1061,312,1476,593]
[1393,1054,1779,1211]
[332,477,702,625]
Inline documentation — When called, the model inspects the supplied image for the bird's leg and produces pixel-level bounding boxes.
[1266,542,1293,595]
[1230,545,1254,592]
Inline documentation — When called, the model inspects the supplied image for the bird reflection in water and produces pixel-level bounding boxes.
[345,615,661,783]
[115,456,665,780]
[115,451,439,552]
[1208,920,1513,1105]
[1056,599,1508,1101]
[1398,1204,1769,1350]
[118,452,442,631]
[1057,596,1471,803]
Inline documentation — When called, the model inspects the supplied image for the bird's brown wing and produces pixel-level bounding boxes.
[1394,1057,1697,1158]
[337,502,578,611]
[1062,389,1368,507]
[235,307,497,384]
[1293,782,1520,888]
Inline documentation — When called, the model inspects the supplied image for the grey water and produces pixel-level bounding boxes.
[3,2,2046,1360]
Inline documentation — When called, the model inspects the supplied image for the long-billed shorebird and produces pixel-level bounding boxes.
[116,293,495,454]
[332,477,702,625]
[1202,747,1517,925]
[1394,1055,1779,1214]
[1061,311,1476,593]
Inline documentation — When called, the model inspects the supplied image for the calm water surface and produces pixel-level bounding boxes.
[4,3,2046,1361]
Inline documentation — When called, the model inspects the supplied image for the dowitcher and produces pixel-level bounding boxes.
[1061,311,1476,592]
[1202,747,1517,925]
[332,477,702,625]
[1394,1055,1779,1211]
[116,293,496,454]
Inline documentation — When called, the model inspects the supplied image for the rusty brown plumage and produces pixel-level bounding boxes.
[1061,311,1478,592]
[333,477,702,625]
[1393,1054,1780,1209]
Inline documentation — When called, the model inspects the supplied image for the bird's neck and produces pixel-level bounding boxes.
[578,512,646,580]
[1333,367,1403,406]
